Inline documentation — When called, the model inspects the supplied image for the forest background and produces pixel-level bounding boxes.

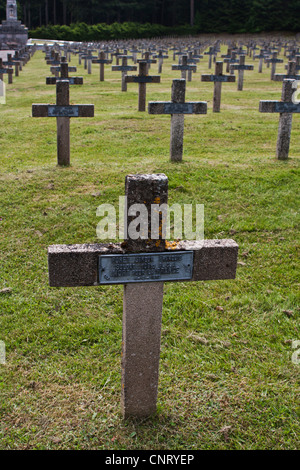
[0,0,299,41]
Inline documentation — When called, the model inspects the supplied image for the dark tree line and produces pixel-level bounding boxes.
[0,0,299,32]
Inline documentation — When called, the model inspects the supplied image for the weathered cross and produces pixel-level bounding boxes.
[230,55,254,91]
[3,53,20,77]
[254,50,268,73]
[112,56,137,92]
[92,51,112,82]
[47,173,239,418]
[274,60,300,82]
[32,80,94,166]
[46,57,83,85]
[125,61,160,112]
[259,78,300,160]
[172,55,197,81]
[201,61,236,112]
[148,79,207,162]
[0,58,13,84]
[204,46,216,69]
[265,52,284,80]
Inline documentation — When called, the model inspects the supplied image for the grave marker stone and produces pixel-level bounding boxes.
[48,173,238,418]
[148,79,207,161]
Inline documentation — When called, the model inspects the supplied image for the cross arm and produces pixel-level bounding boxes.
[32,104,94,117]
[112,65,137,71]
[259,101,300,113]
[47,239,238,287]
[125,75,161,83]
[201,74,236,82]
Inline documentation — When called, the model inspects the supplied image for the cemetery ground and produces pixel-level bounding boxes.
[0,44,299,450]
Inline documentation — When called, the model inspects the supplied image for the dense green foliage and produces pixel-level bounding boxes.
[0,0,299,37]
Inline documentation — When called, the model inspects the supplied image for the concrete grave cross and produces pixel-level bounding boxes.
[265,52,284,80]
[259,78,300,160]
[153,50,169,74]
[201,61,236,112]
[172,55,197,81]
[125,61,160,112]
[112,56,137,92]
[204,46,216,69]
[92,51,113,82]
[47,173,239,418]
[230,55,254,91]
[148,79,207,162]
[254,50,268,73]
[137,51,157,73]
[0,58,13,83]
[3,53,20,77]
[46,57,83,85]
[274,60,300,82]
[32,79,94,166]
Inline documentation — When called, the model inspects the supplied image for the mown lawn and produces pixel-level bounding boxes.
[0,37,299,450]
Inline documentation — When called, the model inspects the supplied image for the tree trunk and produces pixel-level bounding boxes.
[63,0,67,25]
[45,0,49,26]
[53,0,56,25]
[190,0,194,26]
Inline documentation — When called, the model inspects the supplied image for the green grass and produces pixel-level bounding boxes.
[0,39,299,450]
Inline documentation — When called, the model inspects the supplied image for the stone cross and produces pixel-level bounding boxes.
[154,50,168,74]
[47,173,239,418]
[172,55,196,81]
[254,50,268,73]
[265,52,284,80]
[148,79,207,162]
[201,61,236,112]
[112,56,137,92]
[204,46,216,69]
[92,51,112,81]
[32,80,94,166]
[230,55,254,91]
[274,60,300,82]
[125,61,160,112]
[137,51,156,72]
[259,79,300,160]
[3,53,20,77]
[46,57,83,85]
[0,58,13,84]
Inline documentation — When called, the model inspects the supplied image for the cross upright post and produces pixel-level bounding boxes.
[32,80,94,166]
[259,79,300,160]
[125,61,160,112]
[201,61,236,112]
[148,79,207,161]
[47,173,238,418]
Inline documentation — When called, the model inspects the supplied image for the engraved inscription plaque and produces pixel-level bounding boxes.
[274,102,300,113]
[48,105,79,117]
[99,251,194,284]
[164,103,194,114]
